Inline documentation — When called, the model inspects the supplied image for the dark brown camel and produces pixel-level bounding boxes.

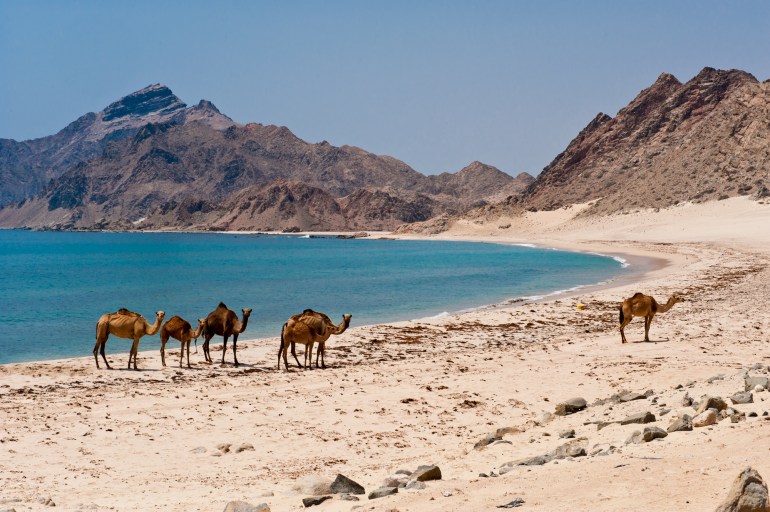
[202,302,251,366]
[278,309,352,371]
[619,293,684,343]
[93,309,165,370]
[160,316,206,368]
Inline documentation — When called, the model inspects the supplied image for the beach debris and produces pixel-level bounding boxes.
[330,474,365,495]
[411,465,442,482]
[732,392,754,404]
[715,467,769,512]
[576,303,585,310]
[368,487,398,500]
[620,411,656,425]
[302,496,331,508]
[554,397,587,416]
[696,396,728,414]
[217,443,232,454]
[667,414,693,433]
[497,498,525,508]
[692,409,718,427]
[222,501,270,512]
[744,376,769,392]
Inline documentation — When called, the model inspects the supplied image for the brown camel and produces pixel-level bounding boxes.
[619,293,684,343]
[93,309,165,370]
[202,302,251,366]
[160,316,206,368]
[278,309,352,371]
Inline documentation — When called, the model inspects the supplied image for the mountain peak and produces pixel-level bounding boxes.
[102,84,186,122]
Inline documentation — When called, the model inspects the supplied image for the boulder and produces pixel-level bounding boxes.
[667,414,693,433]
[559,429,576,439]
[696,396,728,414]
[640,426,668,442]
[745,376,769,392]
[405,481,426,490]
[551,440,587,459]
[715,467,769,512]
[330,474,365,495]
[619,391,648,402]
[368,487,398,500]
[292,475,333,496]
[692,409,718,427]
[732,392,754,405]
[620,411,656,425]
[411,465,442,482]
[554,397,587,416]
[223,502,270,512]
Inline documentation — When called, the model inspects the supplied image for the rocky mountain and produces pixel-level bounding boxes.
[518,67,770,214]
[0,84,234,206]
[0,85,526,231]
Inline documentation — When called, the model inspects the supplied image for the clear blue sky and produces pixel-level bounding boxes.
[1,1,769,176]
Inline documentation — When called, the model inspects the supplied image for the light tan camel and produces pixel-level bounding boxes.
[202,302,252,366]
[278,309,352,371]
[619,293,684,343]
[160,316,206,368]
[93,309,165,370]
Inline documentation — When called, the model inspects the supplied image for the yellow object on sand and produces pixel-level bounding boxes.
[576,303,585,310]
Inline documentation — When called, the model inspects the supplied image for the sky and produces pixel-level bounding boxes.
[1,1,769,177]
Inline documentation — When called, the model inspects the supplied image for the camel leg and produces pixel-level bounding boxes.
[619,318,631,344]
[306,341,315,369]
[203,334,213,363]
[316,342,326,369]
[160,338,167,367]
[231,334,239,367]
[644,314,654,342]
[221,335,229,365]
[290,340,302,369]
[95,337,112,369]
[185,339,191,368]
[129,336,141,370]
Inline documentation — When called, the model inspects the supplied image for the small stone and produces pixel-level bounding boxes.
[693,409,718,427]
[756,386,766,393]
[659,408,671,416]
[405,480,426,490]
[302,496,331,508]
[732,392,754,405]
[681,393,693,407]
[474,434,502,450]
[217,443,232,454]
[640,426,668,442]
[382,473,409,488]
[191,446,207,454]
[749,412,759,418]
[330,474,365,495]
[554,397,587,416]
[368,487,398,500]
[339,494,360,501]
[551,440,587,459]
[235,443,255,453]
[715,466,769,512]
[479,473,489,478]
[442,490,453,497]
[559,429,576,439]
[497,498,526,508]
[667,414,693,433]
[707,374,726,383]
[620,411,656,425]
[410,465,442,482]
[620,391,647,402]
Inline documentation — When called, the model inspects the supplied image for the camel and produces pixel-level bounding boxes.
[619,293,684,343]
[93,309,165,370]
[278,309,352,371]
[202,302,251,366]
[160,316,206,368]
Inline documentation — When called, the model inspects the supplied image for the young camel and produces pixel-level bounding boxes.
[278,309,352,371]
[93,309,165,370]
[160,316,206,368]
[619,293,684,343]
[202,302,252,366]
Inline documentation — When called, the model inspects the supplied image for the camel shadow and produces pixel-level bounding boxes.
[633,338,671,344]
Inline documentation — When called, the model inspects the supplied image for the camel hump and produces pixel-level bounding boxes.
[218,302,228,309]
[631,292,645,299]
[116,308,139,316]
[303,308,315,314]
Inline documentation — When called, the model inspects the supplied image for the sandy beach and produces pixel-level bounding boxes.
[3,196,770,511]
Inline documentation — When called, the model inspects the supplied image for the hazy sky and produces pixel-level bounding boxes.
[1,1,769,176]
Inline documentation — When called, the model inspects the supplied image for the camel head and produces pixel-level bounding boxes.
[156,311,166,320]
[342,314,352,328]
[670,295,685,304]
[242,308,252,319]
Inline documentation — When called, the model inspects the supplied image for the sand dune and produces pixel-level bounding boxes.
[2,197,770,511]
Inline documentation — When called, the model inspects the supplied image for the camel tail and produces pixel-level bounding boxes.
[618,307,624,325]
[278,322,287,361]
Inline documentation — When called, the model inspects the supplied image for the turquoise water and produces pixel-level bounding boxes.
[0,230,626,364]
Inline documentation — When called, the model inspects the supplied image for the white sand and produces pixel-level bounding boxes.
[2,196,770,511]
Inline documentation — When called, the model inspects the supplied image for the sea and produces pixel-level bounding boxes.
[0,230,627,364]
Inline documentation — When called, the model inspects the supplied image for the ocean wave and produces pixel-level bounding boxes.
[415,311,450,321]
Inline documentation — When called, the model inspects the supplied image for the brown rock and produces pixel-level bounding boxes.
[715,467,770,512]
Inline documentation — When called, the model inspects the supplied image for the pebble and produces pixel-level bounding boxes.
[368,487,398,500]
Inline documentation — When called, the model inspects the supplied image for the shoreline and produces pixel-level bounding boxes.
[3,198,770,511]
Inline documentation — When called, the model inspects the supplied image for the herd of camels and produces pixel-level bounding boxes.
[91,292,683,371]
